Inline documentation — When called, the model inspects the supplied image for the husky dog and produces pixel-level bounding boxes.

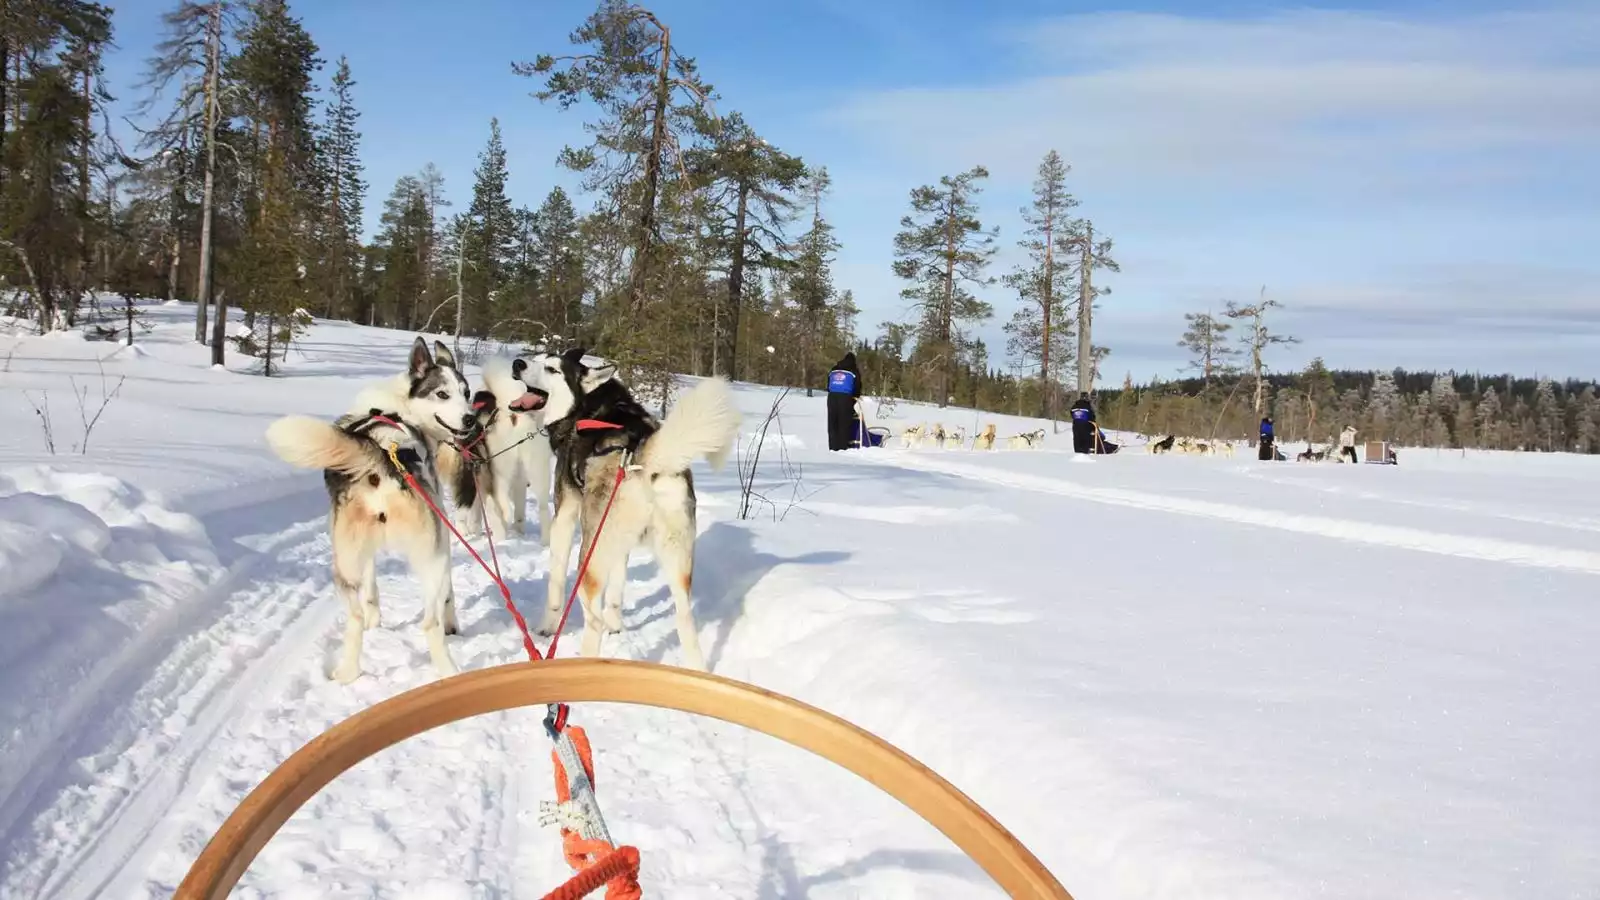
[973,423,997,450]
[437,354,551,540]
[525,349,742,671]
[264,338,478,684]
[928,423,948,449]
[945,425,967,449]
[1007,428,1046,450]
[899,423,926,449]
[1149,434,1177,454]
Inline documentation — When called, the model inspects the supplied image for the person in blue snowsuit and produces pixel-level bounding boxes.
[1258,416,1276,460]
[1070,392,1096,453]
[826,352,863,451]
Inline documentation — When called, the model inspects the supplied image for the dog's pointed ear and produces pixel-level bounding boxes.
[584,359,617,386]
[562,346,588,370]
[432,340,457,369]
[408,336,432,380]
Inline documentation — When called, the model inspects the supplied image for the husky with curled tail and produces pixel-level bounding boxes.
[264,337,478,684]
[522,348,742,671]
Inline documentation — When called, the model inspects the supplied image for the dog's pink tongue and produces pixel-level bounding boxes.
[510,392,544,411]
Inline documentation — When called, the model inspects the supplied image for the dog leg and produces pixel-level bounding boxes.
[574,528,607,659]
[601,554,627,634]
[539,493,580,635]
[501,461,527,536]
[651,512,706,672]
[413,540,459,678]
[331,540,369,685]
[360,554,380,630]
[532,460,553,547]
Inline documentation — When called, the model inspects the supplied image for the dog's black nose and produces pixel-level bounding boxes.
[462,414,476,428]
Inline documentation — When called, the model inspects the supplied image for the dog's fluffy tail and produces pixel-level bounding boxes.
[265,415,381,479]
[642,377,742,476]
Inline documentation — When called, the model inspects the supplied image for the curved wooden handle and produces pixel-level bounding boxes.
[175,659,1072,899]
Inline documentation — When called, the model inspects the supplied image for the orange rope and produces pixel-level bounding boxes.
[546,725,643,900]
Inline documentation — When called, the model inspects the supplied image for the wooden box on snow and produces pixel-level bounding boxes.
[1364,440,1394,464]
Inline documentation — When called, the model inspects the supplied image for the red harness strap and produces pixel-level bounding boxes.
[576,418,624,432]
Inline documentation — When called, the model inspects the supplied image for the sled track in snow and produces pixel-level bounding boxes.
[0,519,338,900]
[879,454,1600,577]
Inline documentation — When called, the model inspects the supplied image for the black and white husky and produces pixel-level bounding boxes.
[522,348,742,671]
[264,337,478,684]
[437,354,551,540]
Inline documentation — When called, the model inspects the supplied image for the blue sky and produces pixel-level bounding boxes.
[101,0,1600,385]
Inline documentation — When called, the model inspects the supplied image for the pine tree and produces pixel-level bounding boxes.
[1177,311,1235,388]
[532,186,585,342]
[1005,150,1079,416]
[891,165,998,407]
[1224,286,1299,415]
[372,174,428,329]
[1476,386,1503,450]
[1369,370,1400,429]
[1575,386,1597,454]
[316,54,363,320]
[228,0,322,370]
[1430,373,1458,446]
[0,1,112,333]
[787,166,841,397]
[518,1,714,309]
[1534,378,1561,452]
[692,112,804,379]
[461,117,515,341]
[1066,216,1118,393]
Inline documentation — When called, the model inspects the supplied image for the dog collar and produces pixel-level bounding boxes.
[576,419,624,432]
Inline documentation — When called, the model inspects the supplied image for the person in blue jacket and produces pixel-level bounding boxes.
[1070,392,1096,453]
[826,352,863,450]
[1258,416,1275,460]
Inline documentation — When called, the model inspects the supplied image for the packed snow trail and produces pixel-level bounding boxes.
[6,305,1600,899]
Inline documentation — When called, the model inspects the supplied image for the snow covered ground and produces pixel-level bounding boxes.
[2,303,1596,899]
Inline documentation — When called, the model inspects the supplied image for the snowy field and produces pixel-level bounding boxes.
[2,303,1597,899]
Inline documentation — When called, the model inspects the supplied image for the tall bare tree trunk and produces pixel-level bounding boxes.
[725,179,750,380]
[1,3,9,200]
[629,23,672,309]
[939,183,956,406]
[195,2,221,346]
[1076,221,1094,394]
[71,60,93,326]
[1041,197,1054,419]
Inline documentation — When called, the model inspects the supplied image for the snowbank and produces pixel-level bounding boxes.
[0,468,221,867]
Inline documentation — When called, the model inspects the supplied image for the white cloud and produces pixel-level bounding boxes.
[815,5,1600,383]
[826,7,1600,195]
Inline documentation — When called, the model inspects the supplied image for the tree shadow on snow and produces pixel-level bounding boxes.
[629,521,849,671]
[757,840,988,898]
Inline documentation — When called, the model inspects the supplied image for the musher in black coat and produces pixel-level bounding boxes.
[1070,392,1096,453]
[1258,416,1275,461]
[826,352,863,451]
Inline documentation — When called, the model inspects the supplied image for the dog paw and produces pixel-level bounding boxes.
[332,660,362,684]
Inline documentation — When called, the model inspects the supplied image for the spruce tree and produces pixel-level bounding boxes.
[464,116,514,338]
[316,54,363,320]
[532,186,585,342]
[228,0,321,370]
[891,165,997,406]
[789,166,840,397]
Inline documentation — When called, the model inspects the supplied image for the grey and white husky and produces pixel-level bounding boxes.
[521,348,742,671]
[264,337,477,683]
